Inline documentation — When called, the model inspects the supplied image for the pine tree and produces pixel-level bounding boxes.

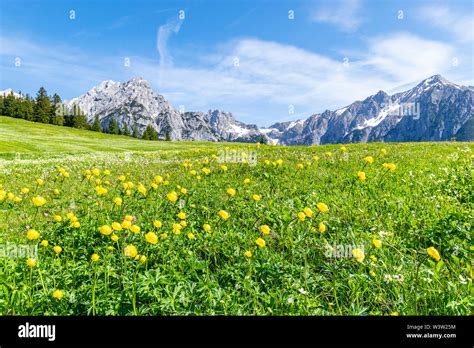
[50,93,64,126]
[72,106,87,129]
[3,93,16,117]
[123,123,130,136]
[132,124,139,138]
[108,118,119,134]
[23,95,35,121]
[34,87,51,123]
[91,115,101,132]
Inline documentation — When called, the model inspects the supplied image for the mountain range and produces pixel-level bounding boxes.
[5,74,473,144]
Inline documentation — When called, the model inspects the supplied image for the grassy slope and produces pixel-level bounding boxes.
[0,116,224,156]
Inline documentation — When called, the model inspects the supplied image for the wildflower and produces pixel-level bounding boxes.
[303,207,313,218]
[53,245,62,254]
[313,155,320,161]
[180,188,187,194]
[203,224,211,232]
[352,248,365,263]
[244,251,252,258]
[160,233,168,240]
[357,171,366,181]
[202,167,211,174]
[167,191,178,203]
[297,212,306,221]
[26,258,37,267]
[382,163,396,171]
[32,196,47,207]
[318,222,327,233]
[92,168,100,176]
[124,244,138,258]
[179,220,187,227]
[66,212,75,220]
[316,202,329,213]
[111,234,119,242]
[91,254,100,262]
[259,225,271,235]
[121,220,132,230]
[252,194,261,202]
[243,178,251,184]
[107,246,114,251]
[95,186,108,195]
[427,247,441,262]
[130,225,140,234]
[227,188,236,196]
[139,255,147,263]
[114,197,122,206]
[177,212,186,220]
[340,146,347,152]
[36,178,44,185]
[296,163,304,169]
[154,175,163,184]
[53,215,62,222]
[364,156,374,164]
[370,255,377,262]
[112,222,122,231]
[137,184,147,195]
[369,270,376,277]
[52,289,64,300]
[40,240,48,247]
[21,187,29,194]
[153,220,162,229]
[72,221,80,228]
[26,229,40,240]
[256,237,266,248]
[119,175,126,181]
[218,210,230,221]
[173,223,182,235]
[380,148,387,156]
[124,215,134,222]
[187,232,195,240]
[151,183,158,190]
[373,239,382,248]
[221,165,228,171]
[190,170,197,175]
[99,225,113,236]
[145,232,158,245]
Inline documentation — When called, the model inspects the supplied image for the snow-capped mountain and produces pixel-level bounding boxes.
[63,74,472,144]
[270,75,473,144]
[0,89,21,98]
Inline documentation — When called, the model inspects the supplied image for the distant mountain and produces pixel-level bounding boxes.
[0,89,21,98]
[62,74,472,143]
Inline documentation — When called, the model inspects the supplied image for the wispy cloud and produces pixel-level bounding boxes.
[311,0,365,32]
[417,4,474,42]
[157,17,183,67]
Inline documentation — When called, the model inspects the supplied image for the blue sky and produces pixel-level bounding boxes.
[0,0,472,126]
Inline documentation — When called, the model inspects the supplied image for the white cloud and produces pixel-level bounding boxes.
[417,5,474,42]
[157,18,183,67]
[311,0,364,32]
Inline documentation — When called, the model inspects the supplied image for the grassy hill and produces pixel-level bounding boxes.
[0,116,223,157]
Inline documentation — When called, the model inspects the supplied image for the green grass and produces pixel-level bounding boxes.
[0,116,472,316]
[0,116,223,157]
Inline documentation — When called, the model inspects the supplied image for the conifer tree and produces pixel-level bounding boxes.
[34,87,51,123]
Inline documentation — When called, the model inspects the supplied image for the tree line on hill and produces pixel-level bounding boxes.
[0,87,168,141]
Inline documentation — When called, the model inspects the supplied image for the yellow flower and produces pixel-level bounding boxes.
[72,221,81,228]
[26,258,37,267]
[303,207,313,218]
[180,220,187,227]
[52,289,64,300]
[218,210,230,221]
[145,232,158,245]
[124,215,134,222]
[316,202,329,213]
[297,212,306,221]
[91,253,100,262]
[130,225,140,234]
[66,212,75,220]
[107,246,114,251]
[426,247,441,262]
[390,312,399,316]
[187,232,195,240]
[313,155,320,161]
[153,220,163,229]
[36,178,44,186]
[380,148,387,156]
[373,239,382,248]
[352,248,365,263]
[177,212,186,220]
[382,163,397,171]
[259,225,271,235]
[221,165,228,171]
[318,222,327,233]
[119,175,126,181]
[21,187,30,194]
[95,178,102,185]
[255,237,266,248]
[112,222,122,231]
[340,146,347,152]
[32,196,47,207]
[40,240,49,247]
[139,255,147,263]
[370,255,377,262]
[124,244,138,258]
[173,223,182,235]
[364,156,374,164]
[243,178,251,184]
[160,233,168,240]
[180,188,187,194]
[203,224,211,232]
[151,183,158,190]
[137,184,147,195]
[154,175,163,184]
[369,270,376,277]
[325,152,332,157]
[111,234,119,242]
[92,168,101,176]
[99,225,113,236]
[252,194,261,202]
[244,250,252,258]
[226,188,236,196]
[95,186,108,195]
[357,171,366,181]
[126,189,132,196]
[114,197,122,206]
[121,220,132,230]
[53,245,62,254]
[167,191,178,203]
[26,229,40,240]
[53,215,62,222]
[190,170,197,176]
[202,167,211,175]
[264,160,270,165]
[275,159,283,165]
[296,163,304,169]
